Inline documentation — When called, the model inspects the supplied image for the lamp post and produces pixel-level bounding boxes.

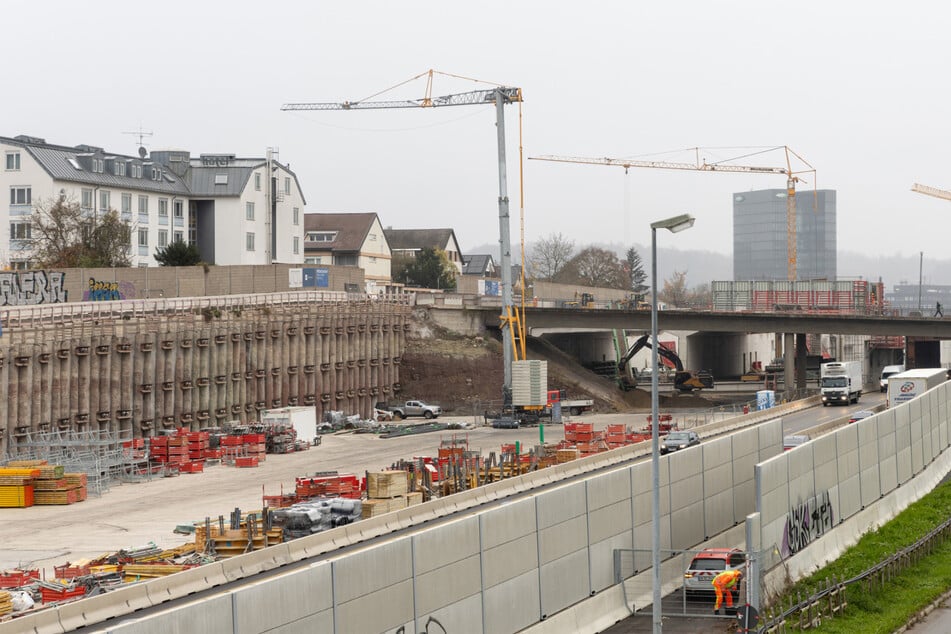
[649,213,695,633]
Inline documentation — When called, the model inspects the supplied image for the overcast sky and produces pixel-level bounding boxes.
[5,1,948,267]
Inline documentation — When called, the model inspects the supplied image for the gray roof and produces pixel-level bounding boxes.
[384,228,460,252]
[2,136,190,196]
[463,254,495,275]
[1,135,305,202]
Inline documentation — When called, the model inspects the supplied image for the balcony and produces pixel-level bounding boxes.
[173,216,184,227]
[159,214,169,226]
[121,211,132,222]
[9,204,31,217]
[138,213,149,225]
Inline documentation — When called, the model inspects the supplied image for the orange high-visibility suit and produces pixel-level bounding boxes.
[712,569,742,610]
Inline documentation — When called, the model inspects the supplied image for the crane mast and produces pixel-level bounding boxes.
[282,71,524,405]
[530,146,815,281]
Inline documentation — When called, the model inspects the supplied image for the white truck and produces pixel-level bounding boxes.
[820,361,863,406]
[887,368,949,408]
[261,406,319,446]
[879,364,905,392]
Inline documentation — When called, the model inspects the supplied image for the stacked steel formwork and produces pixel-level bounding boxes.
[712,280,885,314]
[0,293,409,458]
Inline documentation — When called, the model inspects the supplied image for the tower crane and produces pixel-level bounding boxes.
[530,146,816,281]
[282,70,526,404]
[911,182,951,201]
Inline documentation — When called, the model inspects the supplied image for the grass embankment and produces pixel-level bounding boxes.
[776,479,951,633]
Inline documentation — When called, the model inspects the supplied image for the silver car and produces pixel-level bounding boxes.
[660,430,700,454]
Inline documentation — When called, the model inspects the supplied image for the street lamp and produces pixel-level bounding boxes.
[649,213,695,633]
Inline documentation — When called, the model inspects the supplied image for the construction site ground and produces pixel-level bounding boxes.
[0,413,651,573]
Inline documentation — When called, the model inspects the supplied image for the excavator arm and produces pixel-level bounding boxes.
[617,334,713,392]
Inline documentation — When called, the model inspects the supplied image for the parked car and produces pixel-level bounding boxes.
[684,548,746,599]
[848,409,875,424]
[783,435,810,451]
[660,430,700,454]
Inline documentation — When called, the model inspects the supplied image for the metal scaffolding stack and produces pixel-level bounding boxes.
[4,429,137,496]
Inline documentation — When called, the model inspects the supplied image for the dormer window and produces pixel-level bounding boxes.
[131,163,142,178]
[91,158,104,173]
[214,174,228,185]
[151,168,161,181]
[306,231,337,242]
[115,161,126,177]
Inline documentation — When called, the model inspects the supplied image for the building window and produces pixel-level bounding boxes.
[306,231,336,242]
[173,200,183,218]
[131,163,142,178]
[304,257,320,265]
[214,173,228,185]
[188,227,196,246]
[293,207,299,225]
[138,228,148,247]
[81,189,93,210]
[158,198,168,218]
[246,232,255,251]
[121,193,132,213]
[284,177,291,195]
[115,161,126,177]
[158,230,168,247]
[5,152,20,171]
[138,195,148,214]
[254,173,261,191]
[174,231,184,243]
[151,168,161,181]
[10,187,31,205]
[10,222,31,240]
[246,202,254,221]
[293,236,299,254]
[369,256,377,263]
[99,190,110,211]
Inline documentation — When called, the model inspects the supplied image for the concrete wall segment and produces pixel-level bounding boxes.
[540,549,591,617]
[413,516,480,574]
[335,578,414,634]
[481,497,537,549]
[414,554,482,616]
[104,594,234,634]
[585,467,631,511]
[231,564,332,632]
[588,499,633,544]
[333,540,412,604]
[483,570,541,634]
[538,514,588,565]
[482,533,539,588]
[410,593,483,634]
[535,482,586,530]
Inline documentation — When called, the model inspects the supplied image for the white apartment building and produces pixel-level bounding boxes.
[1,134,306,268]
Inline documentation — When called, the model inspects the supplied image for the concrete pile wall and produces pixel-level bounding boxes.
[0,296,408,455]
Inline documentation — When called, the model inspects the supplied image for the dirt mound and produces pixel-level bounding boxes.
[397,309,712,414]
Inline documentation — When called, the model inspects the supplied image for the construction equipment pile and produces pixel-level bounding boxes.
[0,462,88,508]
[271,497,363,539]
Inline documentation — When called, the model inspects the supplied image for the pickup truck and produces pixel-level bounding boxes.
[388,400,442,420]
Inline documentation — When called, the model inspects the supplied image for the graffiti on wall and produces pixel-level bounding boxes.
[782,490,834,557]
[83,278,136,301]
[0,270,68,306]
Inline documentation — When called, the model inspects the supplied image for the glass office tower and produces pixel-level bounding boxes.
[732,189,836,281]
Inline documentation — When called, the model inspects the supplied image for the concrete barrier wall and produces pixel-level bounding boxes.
[756,381,951,572]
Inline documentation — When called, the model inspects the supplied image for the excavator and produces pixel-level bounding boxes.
[617,334,714,393]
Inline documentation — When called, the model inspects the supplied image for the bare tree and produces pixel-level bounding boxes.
[31,197,132,268]
[555,247,630,289]
[659,270,689,307]
[528,232,574,280]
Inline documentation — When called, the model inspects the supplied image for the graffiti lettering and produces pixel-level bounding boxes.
[782,490,834,557]
[83,277,135,301]
[395,616,447,634]
[0,271,67,306]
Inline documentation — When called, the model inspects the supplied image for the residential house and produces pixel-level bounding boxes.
[0,134,305,267]
[384,228,464,274]
[303,212,391,292]
[462,254,497,277]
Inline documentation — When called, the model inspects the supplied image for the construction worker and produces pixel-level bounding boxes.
[935,302,944,318]
[712,568,742,614]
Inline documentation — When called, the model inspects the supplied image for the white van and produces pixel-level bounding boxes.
[880,364,905,392]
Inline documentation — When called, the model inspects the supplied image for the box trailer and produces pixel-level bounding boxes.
[261,406,319,446]
[887,368,949,408]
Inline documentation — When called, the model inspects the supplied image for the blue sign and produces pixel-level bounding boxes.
[484,280,500,296]
[302,268,329,288]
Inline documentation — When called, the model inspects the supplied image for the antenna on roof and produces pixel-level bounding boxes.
[123,126,153,151]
